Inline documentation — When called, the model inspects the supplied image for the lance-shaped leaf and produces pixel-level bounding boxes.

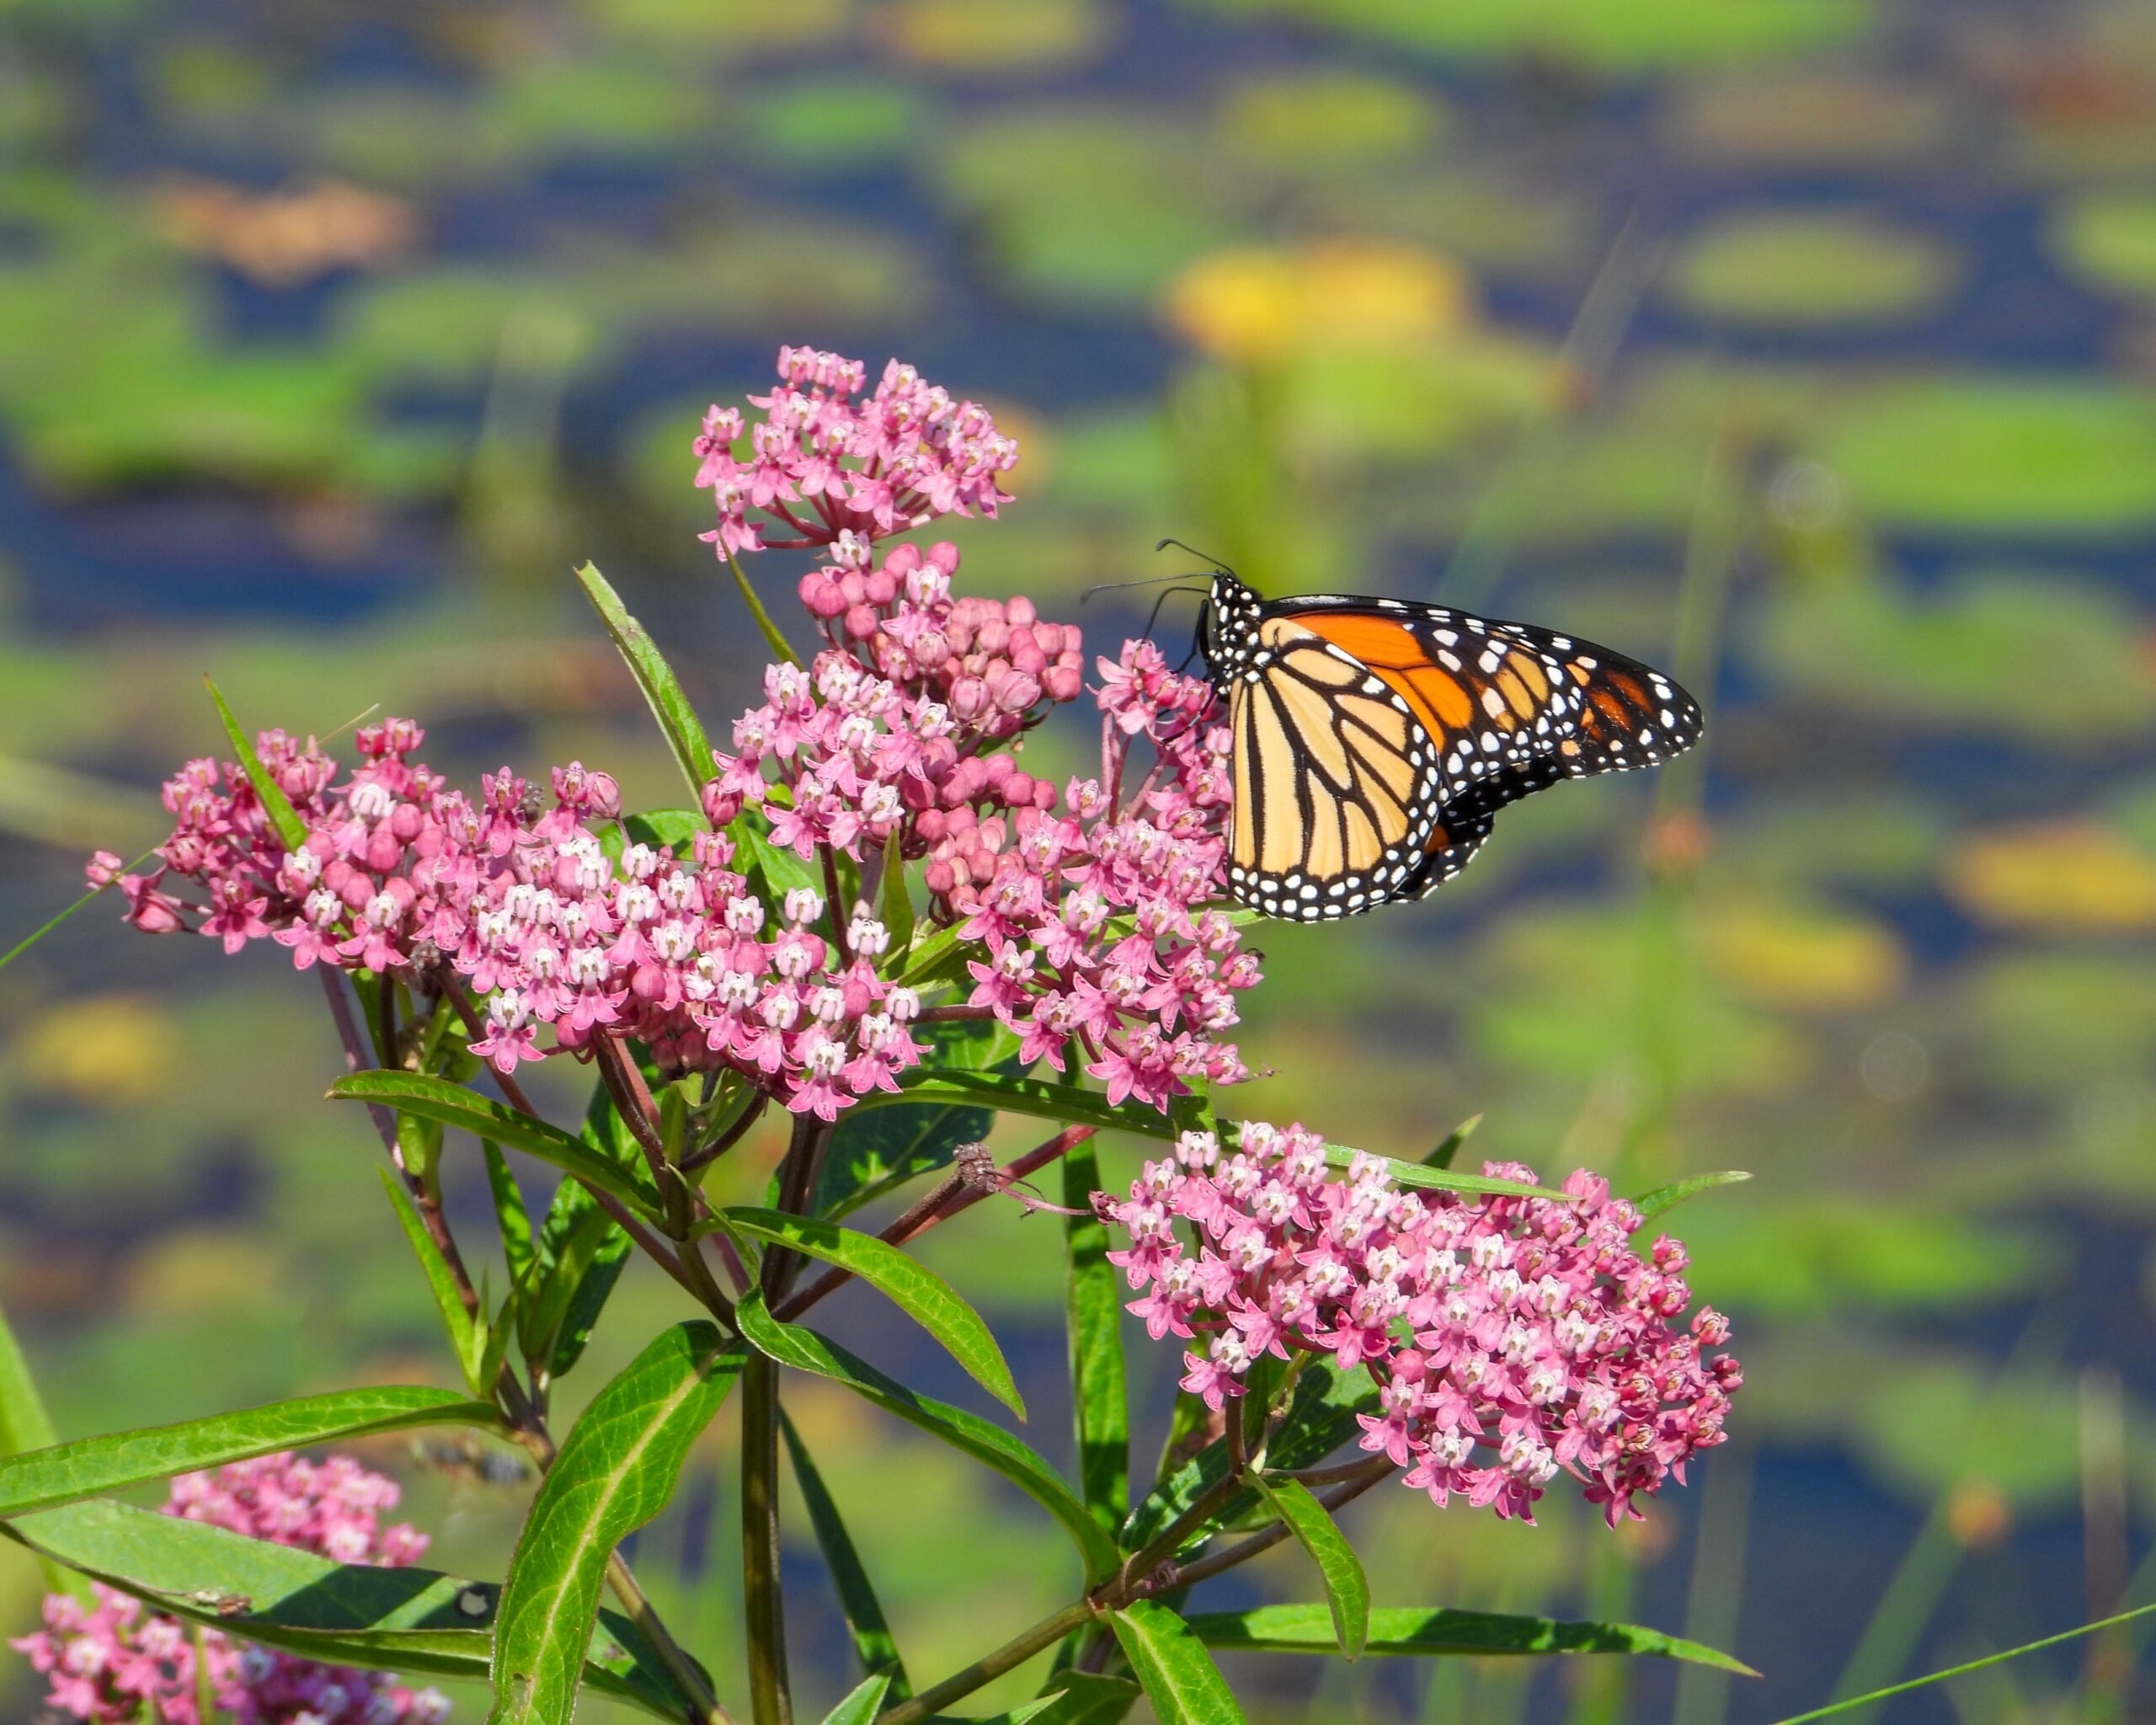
[623,809,707,852]
[878,835,915,960]
[0,1295,83,1598]
[1422,1114,1482,1170]
[1251,1476,1369,1658]
[1025,1673,1144,1724]
[378,1170,488,1393]
[779,1410,910,1696]
[0,1388,496,1518]
[483,1142,536,1291]
[815,1669,892,1725]
[737,816,821,904]
[1062,1138,1127,1537]
[489,1322,745,1724]
[864,1070,1168,1141]
[1123,1362,1377,1551]
[1317,1142,1548,1200]
[328,1071,661,1219]
[710,1207,1022,1416]
[574,562,714,801]
[1185,1604,1757,1671]
[1110,1599,1248,1725]
[734,1294,1119,1583]
[3,1498,704,1721]
[1631,1170,1752,1220]
[204,676,308,852]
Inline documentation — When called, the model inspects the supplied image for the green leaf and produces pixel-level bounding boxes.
[1251,1476,1369,1658]
[734,1293,1120,1583]
[328,1071,662,1219]
[865,1070,1169,1140]
[878,834,915,960]
[893,921,967,990]
[0,1387,496,1517]
[818,1672,894,1725]
[1631,1170,1752,1220]
[1187,1605,1758,1671]
[737,814,822,904]
[1123,1362,1376,1551]
[1062,1138,1128,1537]
[520,1203,626,1381]
[203,676,309,852]
[779,1411,910,1696]
[574,561,715,801]
[814,1017,1020,1217]
[1021,1673,1144,1724]
[489,1322,745,1725]
[378,1169,488,1393]
[1318,1141,1550,1200]
[622,808,707,853]
[1422,1113,1483,1170]
[2,1498,702,1722]
[1110,1599,1248,1725]
[0,1293,83,1598]
[713,1207,1023,1416]
[484,1142,536,1292]
[721,547,805,667]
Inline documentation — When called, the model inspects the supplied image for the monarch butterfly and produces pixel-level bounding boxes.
[1197,567,1703,921]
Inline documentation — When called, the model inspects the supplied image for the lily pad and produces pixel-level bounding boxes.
[1943,822,2156,935]
[1663,72,1952,167]
[932,109,1241,308]
[1214,72,1448,178]
[576,0,857,51]
[1187,0,1874,72]
[1755,569,2156,742]
[1695,898,1908,1012]
[1667,212,1959,327]
[1961,952,2156,1097]
[877,0,1112,71]
[1821,377,2156,531]
[2050,194,2156,302]
[741,77,929,168]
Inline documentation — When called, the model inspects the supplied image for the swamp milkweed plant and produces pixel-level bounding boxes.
[16,346,1746,1725]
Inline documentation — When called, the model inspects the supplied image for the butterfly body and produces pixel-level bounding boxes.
[1199,571,1702,921]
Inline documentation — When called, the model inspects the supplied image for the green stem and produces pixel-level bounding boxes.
[876,1601,1096,1725]
[725,550,803,667]
[741,1350,791,1725]
[605,1549,736,1725]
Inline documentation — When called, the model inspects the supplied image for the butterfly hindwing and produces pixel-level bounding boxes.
[1207,577,1702,921]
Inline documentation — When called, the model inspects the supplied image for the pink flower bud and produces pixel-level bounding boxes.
[929,541,959,574]
[85,850,123,888]
[1044,665,1083,702]
[949,676,990,721]
[844,604,878,640]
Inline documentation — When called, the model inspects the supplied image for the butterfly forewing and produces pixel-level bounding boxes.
[1209,578,1702,921]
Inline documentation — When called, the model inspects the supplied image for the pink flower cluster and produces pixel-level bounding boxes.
[1102,1125,1741,1525]
[12,1453,446,1725]
[695,346,1017,559]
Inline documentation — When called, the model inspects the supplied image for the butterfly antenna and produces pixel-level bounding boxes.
[1155,537,1235,574]
[1081,570,1208,606]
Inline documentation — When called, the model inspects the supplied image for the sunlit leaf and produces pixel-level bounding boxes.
[203,676,307,852]
[1251,1475,1369,1658]
[780,1412,909,1696]
[1111,1598,1247,1724]
[1187,1603,1754,1669]
[574,561,714,801]
[1063,1137,1128,1536]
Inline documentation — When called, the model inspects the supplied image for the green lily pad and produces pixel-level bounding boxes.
[477,54,713,160]
[1821,377,2156,531]
[2050,195,2156,302]
[1309,172,1595,278]
[575,0,857,51]
[1214,71,1448,178]
[741,76,928,168]
[1663,72,1951,167]
[878,0,1112,71]
[1754,569,2156,743]
[1962,952,2156,1099]
[932,109,1240,308]
[1667,212,1959,327]
[1187,0,1873,72]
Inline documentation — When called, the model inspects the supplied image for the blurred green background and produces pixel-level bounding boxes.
[3,0,2155,1720]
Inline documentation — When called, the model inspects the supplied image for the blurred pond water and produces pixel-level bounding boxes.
[3,1,2155,1722]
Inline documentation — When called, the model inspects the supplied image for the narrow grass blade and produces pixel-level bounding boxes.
[378,1169,486,1392]
[1632,1170,1751,1220]
[203,676,308,852]
[734,1293,1118,1583]
[574,561,716,800]
[1422,1114,1482,1170]
[723,548,803,667]
[779,1411,910,1697]
[1062,1137,1128,1537]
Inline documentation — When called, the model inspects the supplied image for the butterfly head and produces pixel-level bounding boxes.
[1198,569,1267,681]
